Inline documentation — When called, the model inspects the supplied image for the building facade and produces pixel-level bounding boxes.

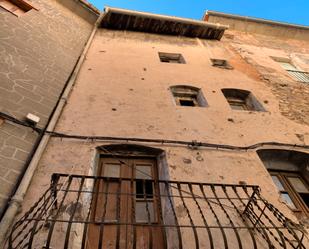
[1,3,309,249]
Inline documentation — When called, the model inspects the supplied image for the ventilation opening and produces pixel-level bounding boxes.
[170,85,208,107]
[211,58,233,70]
[222,88,265,111]
[159,52,186,64]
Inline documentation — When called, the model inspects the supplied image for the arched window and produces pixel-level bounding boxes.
[170,85,208,107]
[257,149,309,216]
[222,88,265,111]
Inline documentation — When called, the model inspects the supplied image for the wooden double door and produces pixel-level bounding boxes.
[86,157,165,249]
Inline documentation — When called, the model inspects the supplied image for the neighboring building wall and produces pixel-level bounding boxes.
[226,32,309,128]
[0,0,98,216]
[206,14,309,129]
[13,27,309,247]
[204,12,309,41]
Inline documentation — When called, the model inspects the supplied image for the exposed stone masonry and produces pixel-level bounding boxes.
[0,0,96,215]
[222,32,309,127]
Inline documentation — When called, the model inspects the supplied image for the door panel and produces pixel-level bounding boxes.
[86,157,165,249]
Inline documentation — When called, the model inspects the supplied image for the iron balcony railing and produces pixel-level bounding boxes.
[287,69,309,83]
[7,173,308,249]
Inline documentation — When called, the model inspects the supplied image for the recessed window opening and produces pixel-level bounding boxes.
[170,85,208,107]
[271,56,309,83]
[159,52,186,64]
[257,149,309,216]
[179,99,195,106]
[0,0,34,16]
[211,58,233,70]
[222,88,265,111]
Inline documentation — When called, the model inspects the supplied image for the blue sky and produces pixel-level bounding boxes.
[88,0,309,26]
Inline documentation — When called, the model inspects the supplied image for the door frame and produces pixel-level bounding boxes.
[88,144,177,249]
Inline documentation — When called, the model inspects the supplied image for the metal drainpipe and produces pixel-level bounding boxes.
[0,13,104,248]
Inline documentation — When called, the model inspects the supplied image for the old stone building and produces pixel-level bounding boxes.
[1,2,309,249]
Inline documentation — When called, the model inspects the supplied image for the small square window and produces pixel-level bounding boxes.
[170,85,208,107]
[0,0,34,16]
[211,59,233,70]
[158,52,186,64]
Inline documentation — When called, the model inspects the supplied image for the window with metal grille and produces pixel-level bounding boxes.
[271,57,309,83]
[211,58,233,70]
[222,88,265,111]
[170,85,208,107]
[0,0,34,16]
[158,52,186,64]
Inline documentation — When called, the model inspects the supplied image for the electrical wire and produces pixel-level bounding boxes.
[0,111,255,211]
[1,111,309,151]
[3,112,305,229]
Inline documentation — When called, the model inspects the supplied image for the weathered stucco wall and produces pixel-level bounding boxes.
[13,28,309,247]
[55,29,309,144]
[0,0,97,216]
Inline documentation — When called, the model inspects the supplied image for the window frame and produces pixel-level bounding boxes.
[225,96,248,110]
[221,88,265,112]
[269,170,309,215]
[174,93,199,107]
[170,85,208,108]
[134,161,158,224]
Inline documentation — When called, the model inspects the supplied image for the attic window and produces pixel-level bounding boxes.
[222,88,265,111]
[211,59,233,69]
[170,85,207,107]
[159,52,186,64]
[0,0,34,16]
